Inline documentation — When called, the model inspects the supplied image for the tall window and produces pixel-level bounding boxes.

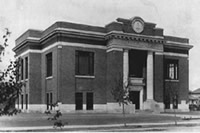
[46,93,49,110]
[25,57,28,79]
[21,94,23,109]
[75,51,94,76]
[21,59,24,80]
[46,53,52,77]
[75,92,83,110]
[165,59,178,80]
[50,92,53,110]
[46,92,53,110]
[86,92,93,110]
[25,94,28,110]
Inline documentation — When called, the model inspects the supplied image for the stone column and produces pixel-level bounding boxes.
[140,89,143,110]
[146,51,154,100]
[123,49,129,87]
[144,51,162,112]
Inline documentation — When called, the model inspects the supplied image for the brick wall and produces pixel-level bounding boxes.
[164,56,189,104]
[154,54,164,102]
[178,57,189,101]
[59,45,107,104]
[106,50,123,103]
[41,47,58,104]
[29,53,42,104]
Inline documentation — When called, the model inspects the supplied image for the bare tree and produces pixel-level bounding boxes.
[111,73,130,127]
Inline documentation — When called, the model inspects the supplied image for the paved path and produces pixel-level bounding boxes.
[0,119,200,131]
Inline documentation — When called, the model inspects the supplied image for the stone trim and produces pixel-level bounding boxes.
[107,39,163,52]
[16,41,107,58]
[155,52,188,57]
[106,48,123,53]
[75,75,95,79]
[105,31,164,44]
[166,41,188,45]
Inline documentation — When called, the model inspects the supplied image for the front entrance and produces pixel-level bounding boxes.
[129,91,140,109]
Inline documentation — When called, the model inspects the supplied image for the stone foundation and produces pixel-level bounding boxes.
[106,103,135,113]
[143,100,164,113]
[164,100,189,112]
[16,100,188,113]
[16,103,135,114]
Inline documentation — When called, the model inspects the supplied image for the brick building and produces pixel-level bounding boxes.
[13,17,193,113]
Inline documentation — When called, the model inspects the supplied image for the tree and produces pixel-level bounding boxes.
[111,73,130,127]
[0,58,23,115]
[0,28,11,62]
[0,28,22,116]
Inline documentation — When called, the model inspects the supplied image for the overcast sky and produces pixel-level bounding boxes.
[0,0,199,91]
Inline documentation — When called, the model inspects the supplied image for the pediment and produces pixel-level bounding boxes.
[105,16,163,37]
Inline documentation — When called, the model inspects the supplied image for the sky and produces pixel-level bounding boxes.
[0,0,199,91]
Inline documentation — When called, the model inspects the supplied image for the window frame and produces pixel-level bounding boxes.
[46,52,53,77]
[165,59,179,80]
[21,94,23,109]
[86,92,94,110]
[21,59,24,80]
[25,57,28,79]
[75,51,94,76]
[50,92,53,110]
[46,93,49,110]
[25,94,28,110]
[75,92,83,110]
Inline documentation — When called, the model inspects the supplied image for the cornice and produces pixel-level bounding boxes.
[164,42,193,50]
[13,28,106,52]
[40,28,105,43]
[13,38,40,52]
[14,26,193,53]
[105,31,164,44]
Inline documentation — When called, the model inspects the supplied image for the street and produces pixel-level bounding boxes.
[168,125,200,132]
[4,123,199,132]
[68,124,200,132]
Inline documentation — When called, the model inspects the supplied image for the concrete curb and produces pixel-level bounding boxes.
[0,120,200,131]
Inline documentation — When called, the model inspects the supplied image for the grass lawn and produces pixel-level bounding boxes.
[0,113,182,128]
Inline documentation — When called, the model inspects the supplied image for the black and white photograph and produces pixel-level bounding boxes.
[0,0,200,132]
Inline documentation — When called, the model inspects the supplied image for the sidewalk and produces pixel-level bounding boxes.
[0,112,200,131]
[1,119,200,132]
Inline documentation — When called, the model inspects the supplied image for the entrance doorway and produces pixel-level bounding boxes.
[129,91,140,109]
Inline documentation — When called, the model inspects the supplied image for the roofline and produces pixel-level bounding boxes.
[14,17,193,53]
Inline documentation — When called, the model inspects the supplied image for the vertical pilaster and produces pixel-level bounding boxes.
[123,49,129,87]
[147,51,154,100]
[140,89,143,110]
[57,44,62,102]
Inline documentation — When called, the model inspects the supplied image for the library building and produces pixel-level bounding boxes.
[13,16,193,113]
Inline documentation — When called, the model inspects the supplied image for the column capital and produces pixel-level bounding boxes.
[147,51,154,55]
[123,49,129,52]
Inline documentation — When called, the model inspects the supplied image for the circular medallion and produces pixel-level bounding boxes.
[132,20,144,33]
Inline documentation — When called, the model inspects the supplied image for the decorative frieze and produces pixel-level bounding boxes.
[105,31,164,44]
